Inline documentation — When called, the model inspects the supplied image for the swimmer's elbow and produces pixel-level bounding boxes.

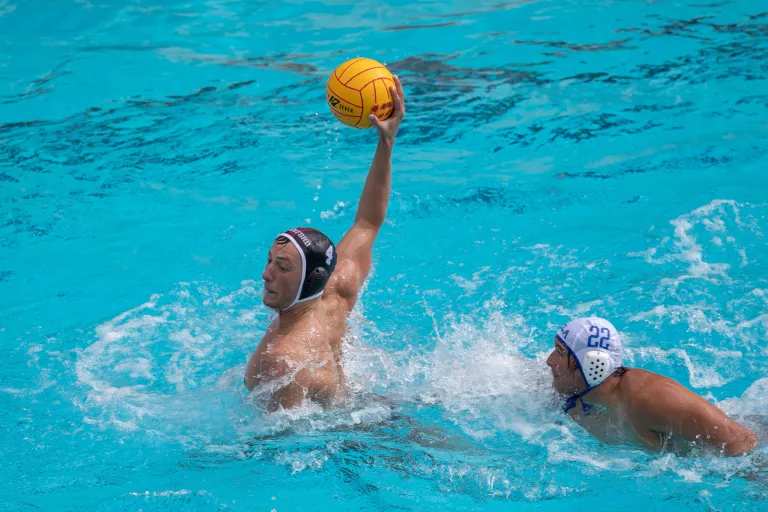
[724,429,758,457]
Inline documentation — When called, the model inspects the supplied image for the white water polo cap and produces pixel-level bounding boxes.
[556,317,623,388]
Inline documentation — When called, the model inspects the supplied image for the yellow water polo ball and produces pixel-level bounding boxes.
[326,57,394,129]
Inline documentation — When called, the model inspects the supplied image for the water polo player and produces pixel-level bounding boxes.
[244,76,406,412]
[546,317,757,456]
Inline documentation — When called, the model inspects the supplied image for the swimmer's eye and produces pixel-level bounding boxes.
[267,255,290,272]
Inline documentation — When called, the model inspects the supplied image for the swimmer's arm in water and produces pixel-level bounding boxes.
[633,389,757,456]
[267,379,305,412]
[328,76,406,308]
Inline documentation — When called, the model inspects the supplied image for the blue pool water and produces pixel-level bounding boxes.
[2,0,768,510]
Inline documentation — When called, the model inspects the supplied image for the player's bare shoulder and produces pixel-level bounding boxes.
[622,369,690,404]
[620,369,675,412]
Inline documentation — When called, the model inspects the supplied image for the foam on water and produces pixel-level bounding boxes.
[3,0,768,508]
[73,284,256,443]
[71,286,767,499]
[64,197,768,507]
[633,199,764,287]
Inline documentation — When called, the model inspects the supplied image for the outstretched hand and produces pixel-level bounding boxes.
[369,75,405,144]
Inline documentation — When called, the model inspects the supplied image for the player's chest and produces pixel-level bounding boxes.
[570,405,640,445]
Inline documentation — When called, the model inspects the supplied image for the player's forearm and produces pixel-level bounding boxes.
[354,138,393,229]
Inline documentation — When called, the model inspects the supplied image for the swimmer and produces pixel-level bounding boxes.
[244,76,406,412]
[547,317,758,456]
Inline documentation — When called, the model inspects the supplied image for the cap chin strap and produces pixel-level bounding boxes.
[278,232,323,311]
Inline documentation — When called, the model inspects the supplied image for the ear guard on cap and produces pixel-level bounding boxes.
[582,350,615,387]
[305,266,329,294]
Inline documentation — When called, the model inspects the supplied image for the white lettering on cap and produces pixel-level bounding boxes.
[290,229,312,248]
[559,317,624,388]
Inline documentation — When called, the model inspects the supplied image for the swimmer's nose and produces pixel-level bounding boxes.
[546,352,555,368]
[261,263,273,282]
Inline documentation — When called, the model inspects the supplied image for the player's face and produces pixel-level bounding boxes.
[262,241,302,310]
[546,338,583,394]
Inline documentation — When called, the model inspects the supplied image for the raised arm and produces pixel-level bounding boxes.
[328,76,406,307]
